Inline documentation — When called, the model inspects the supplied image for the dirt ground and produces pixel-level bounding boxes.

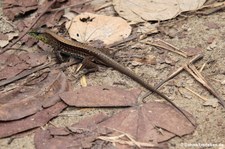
[0,1,225,149]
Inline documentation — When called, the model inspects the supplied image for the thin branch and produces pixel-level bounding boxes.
[0,63,54,87]
[185,87,208,101]
[141,39,188,58]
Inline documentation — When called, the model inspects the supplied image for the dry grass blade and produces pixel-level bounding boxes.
[185,87,208,101]
[184,64,225,107]
[141,39,188,58]
[98,134,155,148]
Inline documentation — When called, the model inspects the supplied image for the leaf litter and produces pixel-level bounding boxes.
[0,52,47,80]
[0,102,67,138]
[1,0,221,147]
[0,70,70,121]
[34,102,195,148]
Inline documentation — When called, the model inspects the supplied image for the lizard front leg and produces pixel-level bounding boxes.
[54,50,70,63]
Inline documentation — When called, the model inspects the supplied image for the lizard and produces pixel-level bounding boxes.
[29,29,195,126]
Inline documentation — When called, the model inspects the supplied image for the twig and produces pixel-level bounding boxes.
[48,0,92,12]
[199,62,206,72]
[185,87,208,101]
[98,136,155,148]
[141,39,188,58]
[197,1,225,15]
[0,0,56,54]
[184,63,225,107]
[97,127,155,148]
[0,63,54,87]
[94,2,113,11]
[141,54,203,101]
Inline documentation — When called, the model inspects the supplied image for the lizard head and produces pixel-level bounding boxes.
[28,29,50,44]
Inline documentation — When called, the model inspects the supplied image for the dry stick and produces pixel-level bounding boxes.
[141,40,188,58]
[184,64,225,107]
[196,1,225,15]
[185,87,208,101]
[0,63,53,87]
[0,0,56,54]
[48,0,92,12]
[0,60,78,88]
[157,39,187,55]
[141,54,203,101]
[98,127,155,148]
[199,62,206,72]
[98,136,155,148]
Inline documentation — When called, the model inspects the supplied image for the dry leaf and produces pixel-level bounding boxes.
[0,70,70,121]
[3,0,38,20]
[99,102,196,143]
[60,86,140,107]
[0,52,47,80]
[65,12,132,45]
[34,102,196,148]
[0,54,30,80]
[113,0,206,23]
[0,102,67,138]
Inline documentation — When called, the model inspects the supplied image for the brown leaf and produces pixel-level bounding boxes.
[99,102,196,143]
[21,35,38,47]
[60,86,140,107]
[0,52,47,80]
[19,52,47,67]
[46,11,64,27]
[0,102,67,138]
[33,102,196,148]
[3,0,38,20]
[69,113,108,132]
[0,54,29,80]
[0,53,11,65]
[0,70,70,121]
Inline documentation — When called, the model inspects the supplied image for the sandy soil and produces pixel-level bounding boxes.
[0,2,225,149]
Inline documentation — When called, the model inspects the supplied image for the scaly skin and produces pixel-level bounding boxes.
[29,29,195,126]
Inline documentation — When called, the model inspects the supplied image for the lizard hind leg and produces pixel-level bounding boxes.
[76,56,99,75]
